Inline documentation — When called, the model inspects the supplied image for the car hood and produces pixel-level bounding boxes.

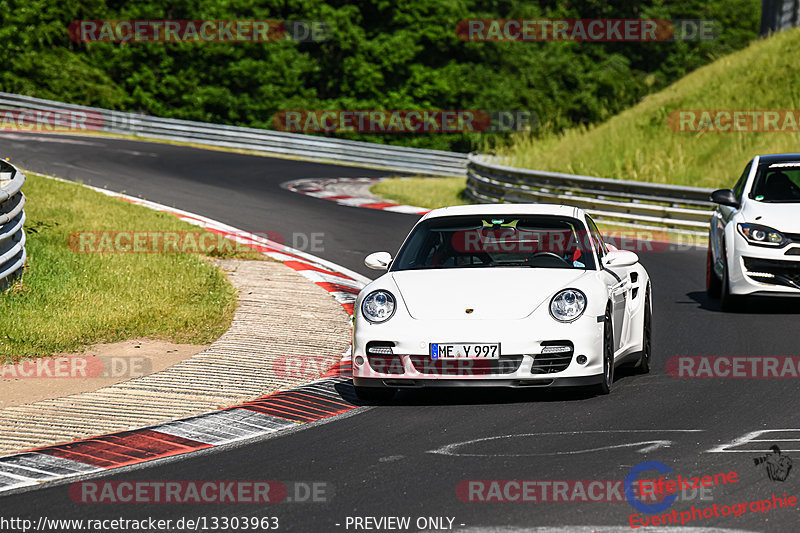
[742,202,800,233]
[391,268,589,320]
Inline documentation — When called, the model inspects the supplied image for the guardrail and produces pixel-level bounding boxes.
[0,92,716,235]
[0,159,26,289]
[465,153,715,235]
[0,92,467,177]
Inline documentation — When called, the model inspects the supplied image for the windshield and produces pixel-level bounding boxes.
[391,215,596,271]
[749,164,800,203]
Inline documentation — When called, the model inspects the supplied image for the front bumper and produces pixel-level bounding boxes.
[353,374,604,389]
[729,233,800,295]
[353,313,606,387]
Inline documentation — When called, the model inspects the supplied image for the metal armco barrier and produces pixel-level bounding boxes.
[465,153,715,235]
[0,92,716,235]
[0,92,467,177]
[0,159,26,288]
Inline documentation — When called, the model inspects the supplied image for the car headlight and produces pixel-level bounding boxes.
[550,289,587,323]
[737,223,786,247]
[361,290,396,323]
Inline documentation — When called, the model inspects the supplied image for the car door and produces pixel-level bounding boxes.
[587,216,628,351]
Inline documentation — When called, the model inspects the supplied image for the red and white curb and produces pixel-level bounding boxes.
[0,366,355,492]
[86,186,371,314]
[283,177,430,216]
[0,179,367,494]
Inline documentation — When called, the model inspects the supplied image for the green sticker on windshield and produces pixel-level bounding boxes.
[755,195,765,201]
[481,218,519,229]
[483,219,519,228]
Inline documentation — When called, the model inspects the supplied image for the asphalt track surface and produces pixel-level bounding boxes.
[1,132,799,532]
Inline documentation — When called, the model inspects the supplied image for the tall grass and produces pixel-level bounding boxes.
[494,28,800,189]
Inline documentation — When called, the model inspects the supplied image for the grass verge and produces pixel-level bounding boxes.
[370,177,468,209]
[1,172,261,361]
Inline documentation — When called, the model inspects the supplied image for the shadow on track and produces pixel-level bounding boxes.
[335,376,648,407]
[686,291,800,314]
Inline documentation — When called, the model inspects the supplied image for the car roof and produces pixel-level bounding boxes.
[419,203,585,222]
[756,153,800,165]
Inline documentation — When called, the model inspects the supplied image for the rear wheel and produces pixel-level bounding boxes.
[353,386,396,402]
[634,287,652,374]
[706,247,721,298]
[594,307,615,395]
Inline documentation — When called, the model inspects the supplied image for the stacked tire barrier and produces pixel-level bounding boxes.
[0,159,26,289]
[465,153,715,235]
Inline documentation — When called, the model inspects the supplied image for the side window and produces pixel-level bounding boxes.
[733,162,751,202]
[585,216,607,259]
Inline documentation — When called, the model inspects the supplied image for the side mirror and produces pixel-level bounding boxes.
[364,251,392,271]
[710,189,739,208]
[603,250,639,268]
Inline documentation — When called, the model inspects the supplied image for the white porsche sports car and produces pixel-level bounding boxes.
[351,204,652,401]
[708,154,800,310]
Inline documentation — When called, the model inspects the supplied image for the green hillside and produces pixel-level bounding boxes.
[494,27,800,189]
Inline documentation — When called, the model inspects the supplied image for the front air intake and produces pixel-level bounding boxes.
[533,341,574,373]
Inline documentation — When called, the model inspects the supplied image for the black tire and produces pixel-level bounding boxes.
[706,246,721,298]
[353,386,396,402]
[634,286,652,374]
[595,306,615,395]
[719,243,742,312]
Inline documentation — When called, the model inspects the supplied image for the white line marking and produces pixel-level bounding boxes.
[0,133,103,146]
[0,453,103,475]
[0,454,103,492]
[383,205,429,214]
[428,430,703,457]
[0,474,37,490]
[706,429,800,453]
[296,270,364,289]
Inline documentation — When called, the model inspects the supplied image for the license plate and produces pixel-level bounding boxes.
[430,343,500,359]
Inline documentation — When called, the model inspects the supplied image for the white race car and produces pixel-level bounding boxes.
[352,204,652,401]
[708,153,800,310]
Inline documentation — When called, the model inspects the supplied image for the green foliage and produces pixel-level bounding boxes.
[0,0,760,151]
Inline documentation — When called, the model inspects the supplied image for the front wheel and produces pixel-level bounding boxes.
[594,307,615,395]
[719,244,742,312]
[706,247,721,298]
